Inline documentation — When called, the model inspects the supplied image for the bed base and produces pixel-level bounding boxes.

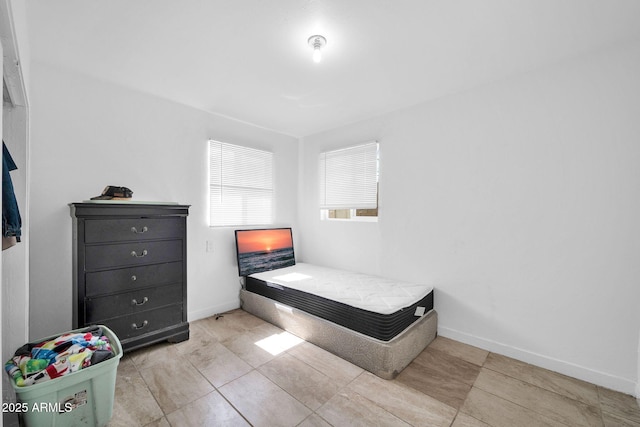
[240,288,437,379]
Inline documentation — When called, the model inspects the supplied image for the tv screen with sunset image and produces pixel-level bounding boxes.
[235,228,295,276]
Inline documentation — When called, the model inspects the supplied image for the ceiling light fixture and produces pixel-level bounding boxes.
[308,35,327,63]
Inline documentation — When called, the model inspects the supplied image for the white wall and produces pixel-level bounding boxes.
[637,329,640,398]
[28,62,298,340]
[2,2,30,425]
[2,105,29,358]
[299,40,640,394]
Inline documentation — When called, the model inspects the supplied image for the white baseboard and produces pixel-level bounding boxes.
[189,300,240,322]
[438,326,637,397]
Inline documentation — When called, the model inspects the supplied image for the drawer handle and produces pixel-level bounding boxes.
[131,249,148,258]
[131,275,137,281]
[132,320,149,330]
[131,226,148,234]
[132,297,149,306]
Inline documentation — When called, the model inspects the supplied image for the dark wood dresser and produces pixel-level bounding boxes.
[70,202,190,352]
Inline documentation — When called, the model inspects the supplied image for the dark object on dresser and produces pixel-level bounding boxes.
[90,185,134,200]
[70,202,190,352]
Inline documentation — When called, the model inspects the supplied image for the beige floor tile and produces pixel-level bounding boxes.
[451,412,492,427]
[297,414,333,427]
[165,390,249,427]
[190,341,253,387]
[428,336,489,366]
[198,315,253,342]
[287,341,363,386]
[223,308,270,329]
[172,321,218,356]
[138,357,214,414]
[316,389,411,427]
[109,358,164,427]
[348,371,456,426]
[198,309,268,341]
[218,370,311,427]
[174,326,221,360]
[109,311,635,427]
[129,341,182,370]
[461,387,566,427]
[258,353,340,410]
[143,417,170,427]
[221,322,285,367]
[598,387,640,424]
[602,411,640,427]
[412,346,482,386]
[474,368,602,426]
[395,359,472,409]
[484,353,600,406]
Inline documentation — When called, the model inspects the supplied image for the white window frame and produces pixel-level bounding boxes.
[208,140,274,227]
[319,141,379,222]
[319,208,379,222]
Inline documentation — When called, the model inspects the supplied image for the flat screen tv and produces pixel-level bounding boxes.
[235,228,296,276]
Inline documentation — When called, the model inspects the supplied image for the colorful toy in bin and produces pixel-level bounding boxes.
[4,325,122,427]
[5,325,114,387]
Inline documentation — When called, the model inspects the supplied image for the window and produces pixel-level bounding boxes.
[319,141,379,221]
[209,140,274,226]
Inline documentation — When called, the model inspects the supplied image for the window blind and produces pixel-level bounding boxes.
[319,141,378,210]
[209,140,274,226]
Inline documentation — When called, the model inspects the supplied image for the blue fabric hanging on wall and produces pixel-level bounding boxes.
[2,141,22,243]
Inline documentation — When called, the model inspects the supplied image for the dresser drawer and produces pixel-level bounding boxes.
[85,240,183,270]
[85,218,185,243]
[103,304,183,340]
[85,262,182,296]
[85,283,183,323]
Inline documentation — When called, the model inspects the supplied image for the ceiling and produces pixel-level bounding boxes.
[25,0,640,137]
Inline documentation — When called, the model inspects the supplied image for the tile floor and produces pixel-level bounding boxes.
[108,309,640,427]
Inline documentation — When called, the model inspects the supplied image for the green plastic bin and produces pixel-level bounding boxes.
[10,325,122,427]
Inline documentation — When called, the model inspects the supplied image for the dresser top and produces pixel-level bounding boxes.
[75,200,184,205]
[70,202,190,218]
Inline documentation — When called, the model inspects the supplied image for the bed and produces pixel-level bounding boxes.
[236,228,437,379]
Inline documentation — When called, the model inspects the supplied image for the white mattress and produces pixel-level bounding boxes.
[249,263,433,315]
